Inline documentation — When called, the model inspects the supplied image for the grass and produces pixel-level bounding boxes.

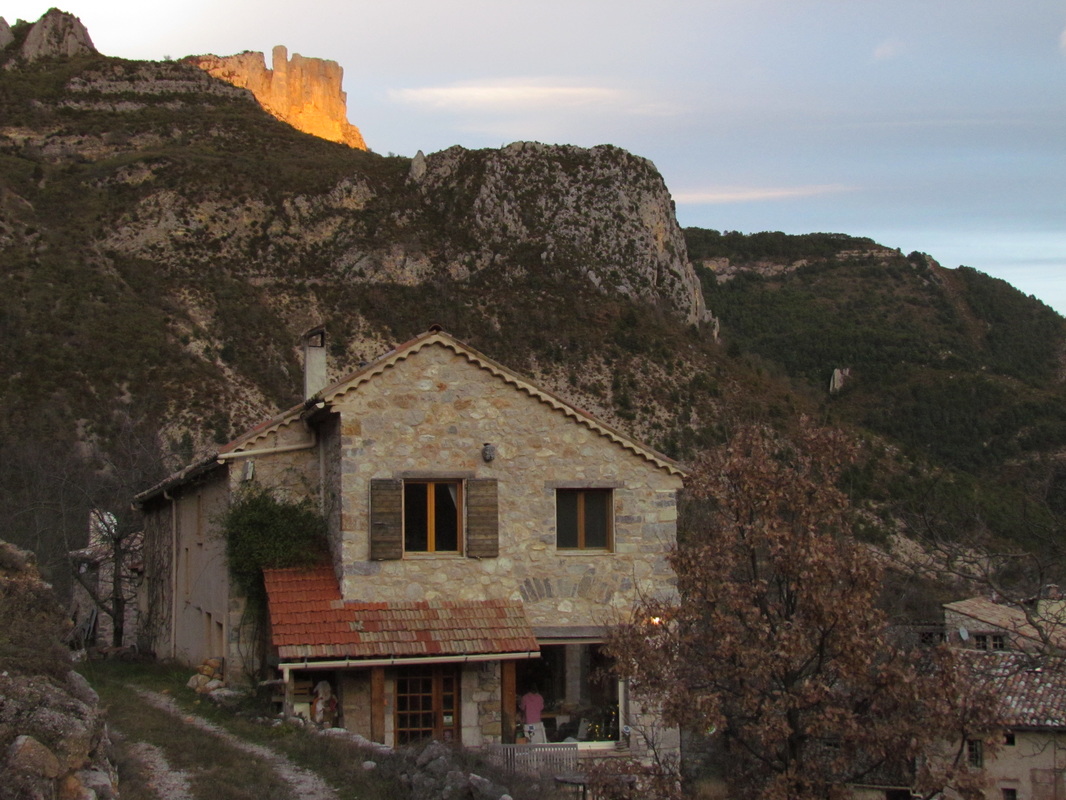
[79,660,564,800]
[83,661,299,800]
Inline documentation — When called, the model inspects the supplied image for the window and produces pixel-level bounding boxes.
[1004,731,1015,746]
[992,634,1006,650]
[403,481,462,553]
[370,478,498,560]
[557,489,612,550]
[967,739,984,768]
[1001,789,1017,800]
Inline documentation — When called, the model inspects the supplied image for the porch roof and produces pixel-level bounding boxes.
[263,565,540,661]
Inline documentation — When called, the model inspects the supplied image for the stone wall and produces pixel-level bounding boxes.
[331,345,682,626]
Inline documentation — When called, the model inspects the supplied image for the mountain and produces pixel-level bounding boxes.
[690,229,1066,548]
[2,10,1065,594]
[0,11,713,452]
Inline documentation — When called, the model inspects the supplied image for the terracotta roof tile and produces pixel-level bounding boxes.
[962,650,1066,729]
[263,565,539,661]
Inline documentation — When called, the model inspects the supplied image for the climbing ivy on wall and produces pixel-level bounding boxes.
[221,484,328,609]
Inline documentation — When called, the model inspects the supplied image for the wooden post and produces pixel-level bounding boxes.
[370,666,385,744]
[282,666,294,717]
[501,660,516,744]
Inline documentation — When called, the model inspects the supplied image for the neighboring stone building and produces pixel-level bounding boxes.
[955,651,1066,800]
[137,327,684,754]
[938,596,1066,800]
[944,594,1066,655]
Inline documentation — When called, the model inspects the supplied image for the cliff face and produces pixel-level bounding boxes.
[411,142,708,326]
[186,46,367,150]
[0,8,96,64]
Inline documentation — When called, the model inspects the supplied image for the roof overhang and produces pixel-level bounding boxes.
[278,651,540,673]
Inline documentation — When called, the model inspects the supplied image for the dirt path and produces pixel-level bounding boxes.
[122,738,194,800]
[130,688,340,800]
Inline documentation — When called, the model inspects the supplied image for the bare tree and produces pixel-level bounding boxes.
[0,412,166,647]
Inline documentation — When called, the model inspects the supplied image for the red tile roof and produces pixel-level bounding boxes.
[962,650,1066,730]
[263,565,540,661]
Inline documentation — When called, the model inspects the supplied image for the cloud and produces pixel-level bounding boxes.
[390,80,627,112]
[673,185,855,205]
[872,38,905,61]
[389,78,686,118]
[1060,26,1066,52]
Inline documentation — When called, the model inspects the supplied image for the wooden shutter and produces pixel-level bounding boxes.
[369,479,403,560]
[465,478,498,558]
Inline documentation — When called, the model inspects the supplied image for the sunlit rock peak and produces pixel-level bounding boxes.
[185,45,367,150]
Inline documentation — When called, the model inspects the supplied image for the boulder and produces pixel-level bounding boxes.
[6,734,61,778]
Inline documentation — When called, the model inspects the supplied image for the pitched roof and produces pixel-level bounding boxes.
[136,328,685,505]
[263,565,540,662]
[962,650,1066,730]
[224,327,685,476]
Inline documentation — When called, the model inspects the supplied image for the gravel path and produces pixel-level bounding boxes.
[124,739,194,800]
[131,688,340,800]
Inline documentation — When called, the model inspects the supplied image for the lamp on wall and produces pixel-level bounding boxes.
[481,443,496,463]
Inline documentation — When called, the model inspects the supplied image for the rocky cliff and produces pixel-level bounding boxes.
[186,46,367,150]
[0,542,117,800]
[411,142,709,325]
[0,8,95,64]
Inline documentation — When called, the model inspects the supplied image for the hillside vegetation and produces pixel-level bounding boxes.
[2,33,1066,596]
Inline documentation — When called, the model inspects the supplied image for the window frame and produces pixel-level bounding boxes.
[403,479,463,555]
[556,488,614,551]
[967,738,984,768]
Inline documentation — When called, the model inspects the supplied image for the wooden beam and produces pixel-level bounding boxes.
[282,666,294,717]
[501,660,516,744]
[370,666,385,744]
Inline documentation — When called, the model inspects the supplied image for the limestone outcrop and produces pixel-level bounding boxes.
[413,142,710,326]
[0,541,116,800]
[186,46,367,150]
[1,8,96,63]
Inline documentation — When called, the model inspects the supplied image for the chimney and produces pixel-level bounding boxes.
[302,326,327,400]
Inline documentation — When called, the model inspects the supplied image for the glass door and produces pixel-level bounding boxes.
[395,665,460,745]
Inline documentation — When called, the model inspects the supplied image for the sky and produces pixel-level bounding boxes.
[6,1,1066,312]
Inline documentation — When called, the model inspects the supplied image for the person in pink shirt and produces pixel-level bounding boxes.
[519,685,546,743]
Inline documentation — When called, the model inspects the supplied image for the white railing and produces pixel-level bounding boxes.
[485,742,579,776]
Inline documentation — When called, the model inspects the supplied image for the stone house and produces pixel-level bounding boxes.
[136,327,684,753]
[938,597,1066,800]
[944,594,1066,655]
[952,651,1066,800]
